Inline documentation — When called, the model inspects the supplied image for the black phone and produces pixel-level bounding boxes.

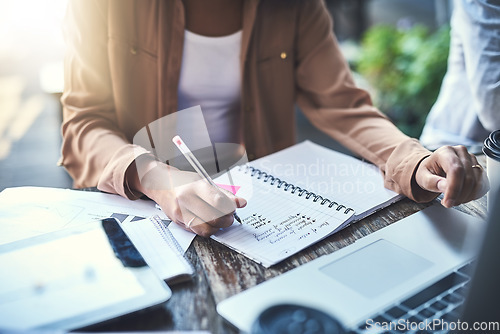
[101,217,147,267]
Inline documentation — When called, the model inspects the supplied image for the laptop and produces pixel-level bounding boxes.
[217,191,498,333]
[0,218,172,331]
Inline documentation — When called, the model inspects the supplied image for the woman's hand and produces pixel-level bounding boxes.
[415,145,489,208]
[134,160,246,237]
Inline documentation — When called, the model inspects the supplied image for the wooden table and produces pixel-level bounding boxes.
[86,164,488,333]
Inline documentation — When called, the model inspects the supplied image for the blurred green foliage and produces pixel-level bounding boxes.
[356,24,450,138]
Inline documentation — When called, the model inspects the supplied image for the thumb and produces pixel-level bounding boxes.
[218,187,247,208]
[418,173,453,207]
[416,168,447,193]
[436,178,448,193]
[235,196,247,208]
[437,178,455,208]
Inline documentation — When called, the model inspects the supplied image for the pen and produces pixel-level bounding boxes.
[172,135,242,224]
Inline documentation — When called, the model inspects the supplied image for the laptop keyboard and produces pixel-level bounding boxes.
[355,262,472,334]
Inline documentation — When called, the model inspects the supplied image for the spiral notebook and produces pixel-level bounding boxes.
[212,140,403,267]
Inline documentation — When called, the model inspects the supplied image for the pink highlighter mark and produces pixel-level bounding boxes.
[216,183,241,195]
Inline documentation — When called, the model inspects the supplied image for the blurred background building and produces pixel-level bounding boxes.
[0,0,452,192]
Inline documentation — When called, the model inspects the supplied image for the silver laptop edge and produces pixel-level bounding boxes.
[217,203,485,332]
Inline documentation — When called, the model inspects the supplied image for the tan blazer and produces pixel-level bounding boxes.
[61,0,436,203]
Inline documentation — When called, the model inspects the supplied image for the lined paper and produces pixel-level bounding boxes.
[212,141,402,267]
[250,141,402,219]
[213,168,353,267]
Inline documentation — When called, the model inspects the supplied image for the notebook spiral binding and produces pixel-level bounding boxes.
[242,166,354,215]
[150,216,186,255]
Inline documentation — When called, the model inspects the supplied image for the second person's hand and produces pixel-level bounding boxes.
[414,145,489,208]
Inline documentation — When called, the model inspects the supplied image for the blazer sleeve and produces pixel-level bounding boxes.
[60,0,148,199]
[294,0,437,203]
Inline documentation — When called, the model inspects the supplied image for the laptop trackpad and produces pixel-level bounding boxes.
[320,239,433,299]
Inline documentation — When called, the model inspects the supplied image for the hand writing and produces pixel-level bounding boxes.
[138,162,247,237]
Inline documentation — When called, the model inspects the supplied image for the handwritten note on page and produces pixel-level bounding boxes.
[211,140,402,267]
[213,167,354,267]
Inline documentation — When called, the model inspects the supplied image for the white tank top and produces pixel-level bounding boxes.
[177,30,242,145]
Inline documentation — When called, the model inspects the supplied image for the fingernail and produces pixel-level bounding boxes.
[437,179,447,192]
[237,197,247,207]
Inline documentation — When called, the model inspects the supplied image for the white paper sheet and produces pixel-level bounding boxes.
[0,187,195,252]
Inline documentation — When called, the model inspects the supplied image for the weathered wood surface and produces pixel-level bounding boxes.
[90,197,487,333]
[89,156,488,333]
[189,197,485,333]
[196,196,487,307]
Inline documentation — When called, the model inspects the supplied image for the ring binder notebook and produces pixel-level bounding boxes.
[212,141,403,267]
[245,166,355,214]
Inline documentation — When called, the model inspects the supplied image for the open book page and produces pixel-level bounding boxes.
[250,141,402,220]
[213,166,354,267]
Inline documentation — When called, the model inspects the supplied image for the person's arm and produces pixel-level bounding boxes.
[61,0,149,198]
[61,0,245,236]
[293,0,487,206]
[458,0,500,132]
[126,154,246,237]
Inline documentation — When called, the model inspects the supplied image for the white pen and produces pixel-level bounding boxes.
[172,135,242,224]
